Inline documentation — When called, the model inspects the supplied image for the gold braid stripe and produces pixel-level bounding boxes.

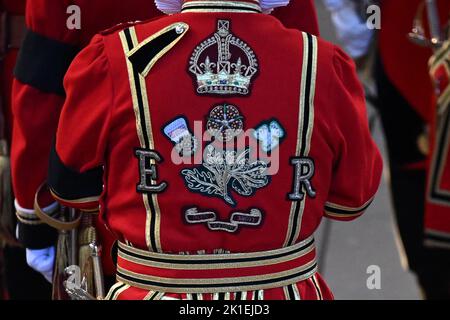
[118,235,315,270]
[116,260,317,294]
[325,197,374,212]
[284,33,318,247]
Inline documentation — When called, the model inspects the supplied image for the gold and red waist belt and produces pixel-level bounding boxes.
[116,235,318,294]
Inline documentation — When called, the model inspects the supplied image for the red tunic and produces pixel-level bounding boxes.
[48,0,382,300]
[11,1,318,211]
[425,37,450,249]
[379,0,450,122]
[11,0,319,277]
[379,0,450,251]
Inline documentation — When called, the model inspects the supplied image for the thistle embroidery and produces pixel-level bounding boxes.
[181,145,270,206]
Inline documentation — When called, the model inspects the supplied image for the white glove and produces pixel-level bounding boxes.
[26,246,55,283]
[323,0,374,58]
[15,200,58,283]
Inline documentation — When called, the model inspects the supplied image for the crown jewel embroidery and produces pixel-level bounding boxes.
[188,20,259,95]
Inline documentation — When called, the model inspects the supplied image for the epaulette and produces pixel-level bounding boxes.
[126,22,190,77]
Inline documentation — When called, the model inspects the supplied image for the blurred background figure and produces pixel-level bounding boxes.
[321,0,450,299]
[0,0,52,300]
[422,0,450,298]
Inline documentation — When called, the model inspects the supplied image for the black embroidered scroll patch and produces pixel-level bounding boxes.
[184,207,263,233]
[188,19,259,96]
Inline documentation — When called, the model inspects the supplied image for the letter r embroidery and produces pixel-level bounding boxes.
[288,157,316,201]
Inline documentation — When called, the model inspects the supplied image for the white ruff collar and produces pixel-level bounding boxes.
[155,0,291,15]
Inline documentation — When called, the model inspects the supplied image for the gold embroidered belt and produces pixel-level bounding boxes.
[116,235,318,294]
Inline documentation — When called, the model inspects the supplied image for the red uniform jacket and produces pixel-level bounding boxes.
[425,35,450,249]
[11,0,319,280]
[379,0,450,251]
[12,0,319,240]
[379,0,450,122]
[48,0,382,300]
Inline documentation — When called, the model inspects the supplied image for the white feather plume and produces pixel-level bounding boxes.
[154,0,183,14]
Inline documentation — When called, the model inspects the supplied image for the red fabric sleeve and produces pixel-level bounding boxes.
[324,47,383,221]
[48,37,114,272]
[10,82,63,208]
[11,0,77,209]
[53,36,117,272]
[50,35,113,211]
[58,35,112,172]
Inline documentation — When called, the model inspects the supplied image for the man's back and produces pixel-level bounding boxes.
[49,0,382,300]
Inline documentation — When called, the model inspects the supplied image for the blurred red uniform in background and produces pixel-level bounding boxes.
[375,0,450,299]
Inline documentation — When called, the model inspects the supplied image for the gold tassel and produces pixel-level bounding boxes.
[52,206,78,300]
[51,208,101,300]
[78,213,97,296]
[52,227,71,300]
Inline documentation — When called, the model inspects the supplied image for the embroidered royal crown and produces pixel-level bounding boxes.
[189,20,259,95]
